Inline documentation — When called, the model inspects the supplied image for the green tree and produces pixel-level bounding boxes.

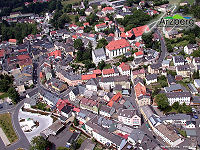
[7,87,20,104]
[0,79,10,92]
[142,32,153,48]
[74,39,84,50]
[155,93,169,111]
[172,102,179,110]
[193,71,199,79]
[30,136,51,150]
[96,38,108,49]
[98,60,106,70]
[73,118,79,126]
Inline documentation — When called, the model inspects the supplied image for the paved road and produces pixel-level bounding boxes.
[155,28,167,64]
[0,100,30,150]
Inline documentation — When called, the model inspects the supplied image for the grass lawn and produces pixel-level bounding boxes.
[62,0,82,5]
[103,64,112,69]
[0,113,18,143]
[180,0,195,5]
[172,40,189,48]
[178,129,187,137]
[94,143,103,150]
[0,93,9,99]
[68,14,76,23]
[169,0,182,5]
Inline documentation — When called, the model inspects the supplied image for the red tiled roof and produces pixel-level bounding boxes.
[0,49,5,58]
[9,39,17,43]
[83,22,89,26]
[107,92,122,107]
[102,68,115,75]
[135,42,141,47]
[119,27,125,32]
[93,69,102,74]
[134,82,146,97]
[95,23,107,28]
[134,51,143,56]
[106,39,130,51]
[50,31,56,34]
[48,50,61,58]
[40,72,43,78]
[73,107,80,112]
[102,7,114,12]
[72,35,77,39]
[119,62,130,71]
[18,49,27,52]
[132,25,149,37]
[104,17,109,21]
[17,54,31,60]
[132,68,145,75]
[81,74,96,80]
[108,33,114,37]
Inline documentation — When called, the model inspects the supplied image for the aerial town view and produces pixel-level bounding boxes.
[0,0,200,150]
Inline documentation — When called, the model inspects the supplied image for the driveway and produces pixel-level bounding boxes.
[18,109,53,142]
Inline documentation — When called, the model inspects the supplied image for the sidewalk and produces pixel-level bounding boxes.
[0,127,10,146]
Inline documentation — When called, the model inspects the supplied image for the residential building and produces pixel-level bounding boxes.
[95,23,108,32]
[80,98,98,114]
[176,64,190,78]
[164,84,185,93]
[86,78,99,92]
[131,68,145,82]
[166,92,191,105]
[145,74,157,85]
[193,57,200,66]
[92,48,106,66]
[173,56,185,66]
[147,63,161,74]
[105,39,131,59]
[128,129,145,146]
[117,108,141,127]
[153,124,184,147]
[99,105,115,118]
[194,79,200,89]
[161,114,192,125]
[117,62,130,76]
[134,51,144,59]
[137,95,151,106]
[102,68,119,77]
[188,83,198,95]
[184,44,198,55]
[69,85,85,101]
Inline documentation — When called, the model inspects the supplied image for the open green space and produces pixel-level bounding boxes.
[0,113,18,143]
[0,93,9,99]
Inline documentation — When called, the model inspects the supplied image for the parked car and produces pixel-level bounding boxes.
[193,115,198,119]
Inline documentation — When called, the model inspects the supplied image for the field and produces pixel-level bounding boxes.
[0,113,18,143]
[62,0,82,5]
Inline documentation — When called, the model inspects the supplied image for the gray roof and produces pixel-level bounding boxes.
[134,77,144,85]
[160,114,191,122]
[177,64,190,71]
[128,129,145,142]
[150,63,161,69]
[166,92,191,98]
[173,55,184,63]
[186,129,196,137]
[24,98,36,106]
[140,105,156,119]
[100,105,115,114]
[164,84,185,92]
[145,74,157,81]
[192,96,200,104]
[40,89,60,105]
[27,88,39,97]
[117,108,136,118]
[167,74,176,85]
[86,78,99,86]
[71,85,86,96]
[187,44,198,49]
[188,83,198,93]
[99,75,130,83]
[93,48,106,57]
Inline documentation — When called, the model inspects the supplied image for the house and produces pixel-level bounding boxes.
[173,56,185,66]
[188,83,198,95]
[107,92,122,107]
[131,68,145,82]
[105,39,131,59]
[147,63,161,74]
[185,121,196,129]
[137,95,151,106]
[9,39,17,45]
[176,64,190,78]
[26,88,40,100]
[85,120,127,149]
[102,68,119,77]
[40,90,60,107]
[153,124,184,147]
[134,51,144,59]
[60,105,73,118]
[99,105,115,118]
[128,129,145,146]
[69,85,85,101]
[51,78,68,92]
[66,131,81,148]
[145,74,157,85]
[166,92,191,105]
[164,84,185,93]
[118,108,141,127]
[165,30,182,39]
[117,62,130,76]
[76,109,95,124]
[161,114,192,125]
[184,44,198,55]
[194,79,200,89]
[102,7,114,15]
[86,78,99,92]
[80,98,98,114]
[95,23,108,32]
[92,48,106,66]
[193,57,200,67]
[85,7,93,16]
[24,98,37,109]
[81,74,96,81]
[162,60,170,68]
[167,74,176,85]
[134,77,146,98]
